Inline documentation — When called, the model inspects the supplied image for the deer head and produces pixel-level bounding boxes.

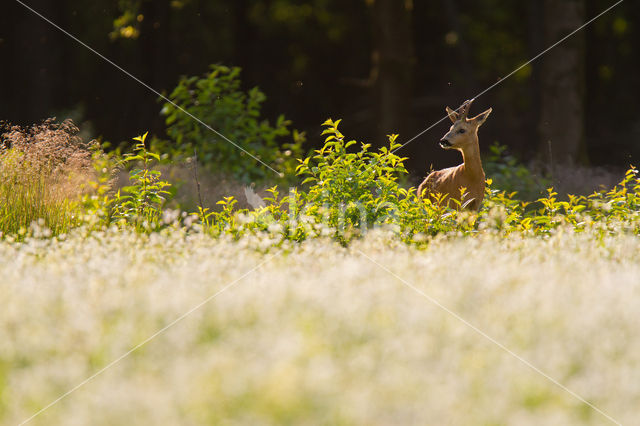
[439,99,492,150]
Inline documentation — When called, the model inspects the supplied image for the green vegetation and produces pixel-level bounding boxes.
[192,119,639,245]
[111,133,173,232]
[0,120,92,239]
[1,99,638,426]
[159,65,304,183]
[484,142,551,200]
[4,1,640,422]
[1,116,638,244]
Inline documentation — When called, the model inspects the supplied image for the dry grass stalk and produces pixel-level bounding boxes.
[0,119,95,236]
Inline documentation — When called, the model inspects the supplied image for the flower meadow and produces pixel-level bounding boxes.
[1,118,639,425]
[2,228,640,425]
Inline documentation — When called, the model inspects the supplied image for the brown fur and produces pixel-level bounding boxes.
[417,99,491,211]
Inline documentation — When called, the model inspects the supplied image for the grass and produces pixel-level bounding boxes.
[0,120,93,238]
[2,227,639,425]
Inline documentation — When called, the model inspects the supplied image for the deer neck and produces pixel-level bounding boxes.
[460,139,484,179]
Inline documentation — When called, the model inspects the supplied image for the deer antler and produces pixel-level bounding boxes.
[458,98,475,119]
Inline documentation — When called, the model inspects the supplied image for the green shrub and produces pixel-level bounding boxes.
[7,119,634,246]
[484,142,550,200]
[196,119,639,245]
[196,119,472,244]
[295,119,409,232]
[111,133,173,231]
[160,65,304,183]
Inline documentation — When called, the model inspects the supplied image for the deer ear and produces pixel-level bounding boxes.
[446,106,459,123]
[470,108,492,127]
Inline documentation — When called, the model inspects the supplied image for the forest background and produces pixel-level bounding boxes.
[1,0,637,188]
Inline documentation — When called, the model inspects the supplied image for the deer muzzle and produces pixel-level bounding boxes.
[439,137,452,149]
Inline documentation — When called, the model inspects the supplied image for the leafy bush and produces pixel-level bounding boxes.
[111,133,173,232]
[196,119,639,245]
[2,118,637,246]
[295,119,410,234]
[196,119,478,244]
[480,165,639,236]
[160,65,304,182]
[484,142,550,200]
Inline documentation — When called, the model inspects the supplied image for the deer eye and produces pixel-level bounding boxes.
[458,128,466,134]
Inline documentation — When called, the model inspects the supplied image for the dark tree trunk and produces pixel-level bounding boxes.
[371,0,414,147]
[14,0,61,123]
[538,0,587,169]
[526,0,543,160]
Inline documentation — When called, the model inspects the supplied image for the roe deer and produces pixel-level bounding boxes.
[417,99,492,211]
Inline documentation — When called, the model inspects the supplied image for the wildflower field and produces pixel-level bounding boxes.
[1,117,639,425]
[2,228,640,425]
